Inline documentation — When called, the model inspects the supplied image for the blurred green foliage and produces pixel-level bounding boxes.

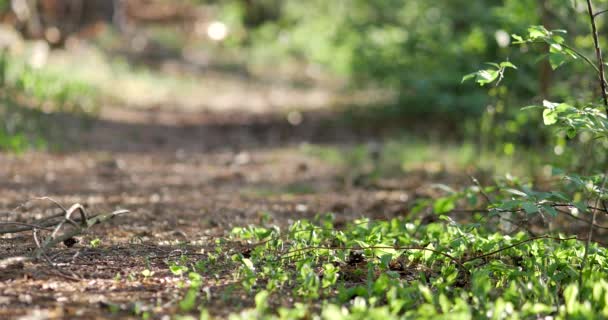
[213,0,608,170]
[216,1,601,121]
[0,51,98,152]
[218,0,540,115]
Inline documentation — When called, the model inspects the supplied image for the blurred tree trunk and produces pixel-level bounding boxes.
[241,0,282,28]
[11,0,43,38]
[10,0,116,45]
[112,0,131,34]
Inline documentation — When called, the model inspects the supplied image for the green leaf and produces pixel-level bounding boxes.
[477,69,499,84]
[432,183,457,194]
[419,284,434,303]
[374,247,397,256]
[498,200,521,210]
[521,202,539,214]
[550,191,570,201]
[504,188,528,197]
[566,127,577,138]
[255,290,270,313]
[500,61,517,69]
[462,73,476,83]
[179,288,198,312]
[189,272,203,287]
[541,204,558,217]
[522,302,553,315]
[521,105,542,110]
[90,238,101,248]
[434,197,455,214]
[141,269,154,278]
[551,34,565,44]
[528,26,550,39]
[511,34,524,43]
[242,258,255,271]
[563,284,579,312]
[170,265,188,276]
[574,201,587,213]
[380,254,393,269]
[549,50,568,70]
[543,109,559,125]
[550,43,563,52]
[543,100,558,109]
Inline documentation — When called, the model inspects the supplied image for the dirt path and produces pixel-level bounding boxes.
[0,101,439,318]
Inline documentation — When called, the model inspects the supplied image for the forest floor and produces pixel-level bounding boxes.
[0,63,465,319]
[0,44,591,319]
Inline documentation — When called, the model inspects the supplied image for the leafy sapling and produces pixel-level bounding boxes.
[464,0,608,305]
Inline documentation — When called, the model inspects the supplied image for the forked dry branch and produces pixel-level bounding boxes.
[0,197,129,269]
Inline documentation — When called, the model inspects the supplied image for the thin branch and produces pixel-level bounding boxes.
[33,228,53,265]
[0,222,54,231]
[462,235,578,263]
[470,176,491,204]
[0,197,74,234]
[276,235,581,282]
[528,40,602,74]
[9,196,69,214]
[0,205,125,235]
[586,0,608,111]
[280,245,468,275]
[560,42,602,74]
[1,212,88,234]
[579,1,608,301]
[33,227,81,282]
[556,207,608,229]
[593,8,608,18]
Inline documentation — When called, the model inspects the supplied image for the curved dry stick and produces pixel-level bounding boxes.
[0,197,72,234]
[33,208,129,258]
[33,227,81,282]
[0,222,54,231]
[49,203,89,240]
[1,212,91,234]
[9,196,69,215]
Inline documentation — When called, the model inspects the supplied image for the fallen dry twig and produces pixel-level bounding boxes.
[0,197,129,261]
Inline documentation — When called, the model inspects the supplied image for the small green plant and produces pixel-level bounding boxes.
[141,269,154,279]
[212,214,607,319]
[170,263,189,277]
[179,272,204,313]
[127,272,137,282]
[89,238,101,248]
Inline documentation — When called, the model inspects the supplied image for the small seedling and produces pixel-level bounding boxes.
[141,269,154,279]
[90,238,101,248]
